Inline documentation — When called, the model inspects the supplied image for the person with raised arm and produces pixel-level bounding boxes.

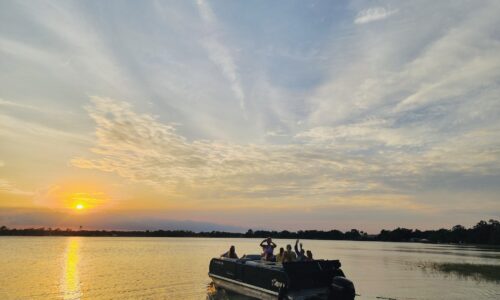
[294,239,306,261]
[259,237,277,261]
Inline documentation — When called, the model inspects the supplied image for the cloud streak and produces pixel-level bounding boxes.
[196,0,246,111]
[0,179,33,197]
[354,7,398,24]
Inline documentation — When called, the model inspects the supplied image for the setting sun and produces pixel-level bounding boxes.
[75,204,84,210]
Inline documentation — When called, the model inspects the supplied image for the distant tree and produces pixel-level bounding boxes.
[344,229,361,240]
[468,220,491,244]
[429,228,449,243]
[450,225,466,243]
[486,219,500,245]
[1,219,499,245]
[413,229,425,239]
[329,230,344,240]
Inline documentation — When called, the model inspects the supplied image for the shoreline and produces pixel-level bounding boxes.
[1,219,499,245]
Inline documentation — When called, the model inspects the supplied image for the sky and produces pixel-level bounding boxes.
[0,0,499,233]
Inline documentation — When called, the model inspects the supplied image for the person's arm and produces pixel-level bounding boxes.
[270,241,277,248]
[259,239,267,247]
[294,240,300,255]
[220,251,228,257]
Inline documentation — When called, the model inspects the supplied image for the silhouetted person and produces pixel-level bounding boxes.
[283,244,297,262]
[295,239,306,261]
[260,237,277,261]
[306,250,313,261]
[221,245,238,259]
[276,247,285,263]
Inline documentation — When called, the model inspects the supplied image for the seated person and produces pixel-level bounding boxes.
[221,245,238,259]
[282,244,297,262]
[306,250,314,261]
[276,247,285,263]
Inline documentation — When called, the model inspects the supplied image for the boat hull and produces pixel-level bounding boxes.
[210,273,278,300]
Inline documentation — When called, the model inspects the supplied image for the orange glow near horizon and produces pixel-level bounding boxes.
[33,179,114,211]
[67,190,107,211]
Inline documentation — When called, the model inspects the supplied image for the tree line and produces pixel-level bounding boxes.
[1,219,499,245]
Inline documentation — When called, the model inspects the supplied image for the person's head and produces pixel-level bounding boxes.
[230,245,235,254]
[300,248,305,255]
[279,247,284,255]
[286,244,292,251]
[266,237,272,244]
[306,250,313,259]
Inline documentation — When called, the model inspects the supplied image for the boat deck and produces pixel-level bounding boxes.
[219,256,284,270]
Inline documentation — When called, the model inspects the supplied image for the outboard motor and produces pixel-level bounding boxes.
[328,276,355,300]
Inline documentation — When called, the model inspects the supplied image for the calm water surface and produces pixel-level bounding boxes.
[0,237,498,299]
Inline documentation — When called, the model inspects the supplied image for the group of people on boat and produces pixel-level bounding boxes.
[221,237,314,262]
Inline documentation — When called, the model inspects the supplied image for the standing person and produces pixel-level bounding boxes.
[260,237,277,261]
[276,247,285,263]
[306,250,314,261]
[294,239,306,261]
[221,245,238,259]
[283,244,297,262]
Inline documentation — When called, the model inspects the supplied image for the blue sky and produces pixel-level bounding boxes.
[0,0,499,232]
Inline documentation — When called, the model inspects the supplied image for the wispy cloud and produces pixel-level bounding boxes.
[71,97,410,206]
[0,179,34,197]
[196,0,246,111]
[354,7,398,24]
[71,93,500,216]
[0,98,42,111]
[0,110,90,143]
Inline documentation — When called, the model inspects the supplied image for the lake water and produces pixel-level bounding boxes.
[0,237,498,299]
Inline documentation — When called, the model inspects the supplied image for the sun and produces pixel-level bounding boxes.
[75,204,84,210]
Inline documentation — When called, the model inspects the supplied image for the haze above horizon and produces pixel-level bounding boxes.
[1,0,499,233]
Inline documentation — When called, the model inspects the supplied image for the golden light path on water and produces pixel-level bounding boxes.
[62,237,82,300]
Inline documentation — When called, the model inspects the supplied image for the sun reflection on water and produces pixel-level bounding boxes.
[62,237,82,299]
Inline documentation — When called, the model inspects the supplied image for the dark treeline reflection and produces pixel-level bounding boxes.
[1,219,499,245]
